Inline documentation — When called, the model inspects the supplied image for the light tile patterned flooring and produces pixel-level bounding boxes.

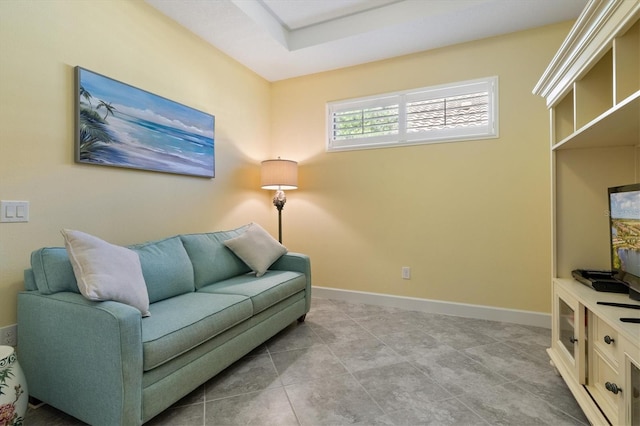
[26,297,589,425]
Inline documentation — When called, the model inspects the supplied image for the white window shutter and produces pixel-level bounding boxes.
[327,77,498,152]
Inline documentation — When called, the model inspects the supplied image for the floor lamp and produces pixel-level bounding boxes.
[261,158,298,243]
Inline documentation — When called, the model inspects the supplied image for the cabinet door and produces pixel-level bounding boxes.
[623,344,640,426]
[553,284,586,382]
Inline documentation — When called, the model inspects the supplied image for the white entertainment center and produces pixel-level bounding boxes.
[534,0,640,424]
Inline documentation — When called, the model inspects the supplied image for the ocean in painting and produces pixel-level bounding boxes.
[77,67,215,178]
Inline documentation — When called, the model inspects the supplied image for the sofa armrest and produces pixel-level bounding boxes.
[270,252,312,312]
[18,291,143,426]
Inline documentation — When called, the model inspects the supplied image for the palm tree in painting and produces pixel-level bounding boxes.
[79,86,93,107]
[78,84,115,160]
[96,100,117,120]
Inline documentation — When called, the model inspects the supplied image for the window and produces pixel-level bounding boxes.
[327,77,498,152]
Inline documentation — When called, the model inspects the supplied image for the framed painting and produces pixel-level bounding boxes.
[75,66,215,178]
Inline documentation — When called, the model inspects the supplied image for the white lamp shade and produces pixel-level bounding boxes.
[261,159,298,190]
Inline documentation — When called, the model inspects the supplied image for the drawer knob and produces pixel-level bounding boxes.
[603,335,615,344]
[605,382,621,394]
[569,337,578,343]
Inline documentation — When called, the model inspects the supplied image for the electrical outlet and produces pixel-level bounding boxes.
[0,324,17,346]
[402,266,411,280]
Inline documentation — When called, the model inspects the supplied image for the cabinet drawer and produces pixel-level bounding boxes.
[592,314,619,365]
[588,348,621,425]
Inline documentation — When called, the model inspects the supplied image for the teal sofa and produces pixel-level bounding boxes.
[17,226,311,425]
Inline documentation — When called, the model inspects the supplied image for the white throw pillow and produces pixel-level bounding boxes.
[223,223,287,277]
[61,229,150,317]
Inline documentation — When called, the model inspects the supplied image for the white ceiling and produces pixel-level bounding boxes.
[146,0,587,82]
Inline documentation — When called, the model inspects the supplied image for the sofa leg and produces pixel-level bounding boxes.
[297,314,306,323]
[28,397,44,408]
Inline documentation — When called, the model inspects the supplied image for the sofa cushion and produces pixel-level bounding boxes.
[29,236,195,305]
[129,236,194,303]
[61,229,150,317]
[30,247,79,294]
[180,226,251,289]
[223,222,288,277]
[142,292,252,371]
[198,270,306,315]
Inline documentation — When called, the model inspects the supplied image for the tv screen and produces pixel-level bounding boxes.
[609,183,640,301]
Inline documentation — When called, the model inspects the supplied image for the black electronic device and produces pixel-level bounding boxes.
[572,269,629,293]
[597,301,640,310]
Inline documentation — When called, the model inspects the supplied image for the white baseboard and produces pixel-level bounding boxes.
[312,286,550,329]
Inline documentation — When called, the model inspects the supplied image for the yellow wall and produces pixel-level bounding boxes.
[271,22,572,313]
[0,0,273,326]
[0,0,574,327]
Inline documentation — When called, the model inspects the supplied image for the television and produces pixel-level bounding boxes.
[608,183,640,301]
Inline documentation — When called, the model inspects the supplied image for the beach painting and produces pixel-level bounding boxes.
[75,67,215,178]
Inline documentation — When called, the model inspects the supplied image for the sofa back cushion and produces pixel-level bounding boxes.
[28,236,195,303]
[180,226,251,289]
[129,236,195,303]
[30,247,80,294]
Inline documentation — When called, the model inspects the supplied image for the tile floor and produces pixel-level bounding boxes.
[25,297,589,425]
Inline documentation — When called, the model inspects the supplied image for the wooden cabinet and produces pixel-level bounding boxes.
[552,279,640,425]
[535,1,640,424]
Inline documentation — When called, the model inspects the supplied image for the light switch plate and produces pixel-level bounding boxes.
[1,200,29,222]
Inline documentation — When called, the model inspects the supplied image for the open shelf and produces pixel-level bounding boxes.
[548,8,640,149]
[615,20,640,103]
[575,49,614,129]
[552,91,640,150]
[553,90,575,144]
